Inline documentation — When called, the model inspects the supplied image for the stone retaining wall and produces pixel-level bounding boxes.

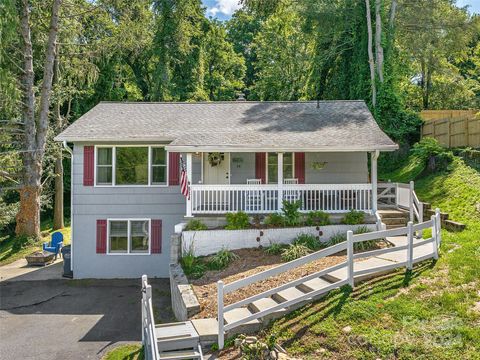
[169,263,200,321]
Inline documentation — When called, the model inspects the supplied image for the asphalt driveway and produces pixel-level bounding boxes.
[0,278,173,360]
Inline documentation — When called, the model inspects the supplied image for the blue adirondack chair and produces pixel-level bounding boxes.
[43,232,64,259]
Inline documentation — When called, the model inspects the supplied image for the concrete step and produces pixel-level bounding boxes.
[382,217,409,225]
[155,321,199,352]
[191,318,218,347]
[248,297,287,323]
[297,277,332,295]
[272,287,310,310]
[223,307,261,335]
[386,224,407,230]
[158,350,202,360]
[377,209,409,219]
[323,257,396,283]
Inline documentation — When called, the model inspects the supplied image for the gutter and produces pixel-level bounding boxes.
[62,141,74,273]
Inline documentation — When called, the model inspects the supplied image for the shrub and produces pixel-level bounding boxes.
[327,226,377,251]
[264,242,286,255]
[342,209,365,225]
[292,233,324,251]
[207,248,239,270]
[411,138,454,172]
[184,219,208,231]
[304,210,330,226]
[281,243,311,262]
[282,200,302,226]
[11,235,37,253]
[225,211,250,230]
[180,245,206,279]
[264,213,284,227]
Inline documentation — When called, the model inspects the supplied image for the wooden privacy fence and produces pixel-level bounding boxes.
[421,110,480,148]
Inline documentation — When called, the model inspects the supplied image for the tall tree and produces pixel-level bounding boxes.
[16,0,62,237]
[365,0,377,107]
[203,20,246,100]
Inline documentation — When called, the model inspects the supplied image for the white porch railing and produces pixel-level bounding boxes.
[378,181,423,224]
[216,209,442,349]
[190,183,373,214]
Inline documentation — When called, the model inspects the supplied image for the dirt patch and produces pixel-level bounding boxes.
[190,248,346,319]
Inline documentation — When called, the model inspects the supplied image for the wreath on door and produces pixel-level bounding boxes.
[208,152,223,167]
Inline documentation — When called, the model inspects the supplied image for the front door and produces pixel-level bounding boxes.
[203,152,230,184]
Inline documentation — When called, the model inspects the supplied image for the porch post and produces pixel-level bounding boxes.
[186,152,193,217]
[278,152,284,211]
[371,150,379,213]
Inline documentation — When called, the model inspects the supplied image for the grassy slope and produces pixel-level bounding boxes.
[0,219,71,265]
[102,345,143,360]
[263,156,480,360]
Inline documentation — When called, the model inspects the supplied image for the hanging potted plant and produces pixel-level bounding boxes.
[208,152,223,167]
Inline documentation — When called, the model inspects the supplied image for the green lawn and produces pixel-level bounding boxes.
[0,219,71,266]
[260,156,480,359]
[102,345,143,360]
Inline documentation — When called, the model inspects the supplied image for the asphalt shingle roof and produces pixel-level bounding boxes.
[55,101,398,151]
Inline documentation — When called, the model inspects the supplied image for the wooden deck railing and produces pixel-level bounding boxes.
[190,183,373,214]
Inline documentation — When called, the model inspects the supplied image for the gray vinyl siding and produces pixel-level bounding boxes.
[71,143,198,279]
[230,152,256,184]
[305,152,368,184]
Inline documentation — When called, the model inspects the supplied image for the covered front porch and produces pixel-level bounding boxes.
[178,150,382,216]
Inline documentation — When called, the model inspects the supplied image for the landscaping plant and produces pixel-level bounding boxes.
[180,245,206,278]
[304,210,330,226]
[327,226,377,251]
[292,233,325,251]
[184,219,208,231]
[264,242,286,255]
[342,209,365,225]
[281,200,302,226]
[264,213,284,227]
[207,248,239,270]
[281,243,311,262]
[225,211,250,230]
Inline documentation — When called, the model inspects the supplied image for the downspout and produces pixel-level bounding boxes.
[62,141,74,273]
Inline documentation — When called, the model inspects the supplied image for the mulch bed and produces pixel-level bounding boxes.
[190,247,346,319]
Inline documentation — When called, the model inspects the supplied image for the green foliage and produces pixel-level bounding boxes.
[207,248,239,270]
[264,213,285,227]
[184,219,208,231]
[225,211,250,230]
[292,233,324,251]
[304,211,330,226]
[264,242,286,255]
[281,200,302,227]
[342,209,365,225]
[10,235,37,253]
[327,226,376,251]
[180,245,206,279]
[281,243,311,262]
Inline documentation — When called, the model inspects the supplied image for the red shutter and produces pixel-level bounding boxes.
[255,153,266,184]
[169,152,180,185]
[295,152,305,184]
[96,219,107,254]
[83,146,94,186]
[151,220,162,254]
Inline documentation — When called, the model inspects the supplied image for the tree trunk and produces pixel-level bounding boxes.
[53,44,64,230]
[16,0,62,237]
[365,0,376,107]
[389,0,397,28]
[375,0,384,83]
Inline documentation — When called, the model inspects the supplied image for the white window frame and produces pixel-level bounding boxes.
[106,218,151,255]
[94,145,169,187]
[266,152,295,184]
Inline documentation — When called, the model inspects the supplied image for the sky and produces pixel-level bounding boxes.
[202,0,480,21]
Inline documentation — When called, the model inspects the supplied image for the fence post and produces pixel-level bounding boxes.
[435,208,442,248]
[217,280,225,349]
[409,181,414,223]
[431,215,439,260]
[407,221,414,270]
[418,201,424,238]
[347,231,354,288]
[141,275,147,345]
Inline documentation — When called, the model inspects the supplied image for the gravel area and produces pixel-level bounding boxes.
[190,248,346,319]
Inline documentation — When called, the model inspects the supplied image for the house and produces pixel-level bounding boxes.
[55,100,398,279]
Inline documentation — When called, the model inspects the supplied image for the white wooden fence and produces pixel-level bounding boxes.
[142,275,159,360]
[190,183,373,214]
[216,209,442,349]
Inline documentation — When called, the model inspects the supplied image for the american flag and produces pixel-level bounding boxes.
[180,155,190,199]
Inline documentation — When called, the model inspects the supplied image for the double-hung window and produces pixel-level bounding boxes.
[267,152,294,183]
[108,219,150,254]
[95,146,167,186]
